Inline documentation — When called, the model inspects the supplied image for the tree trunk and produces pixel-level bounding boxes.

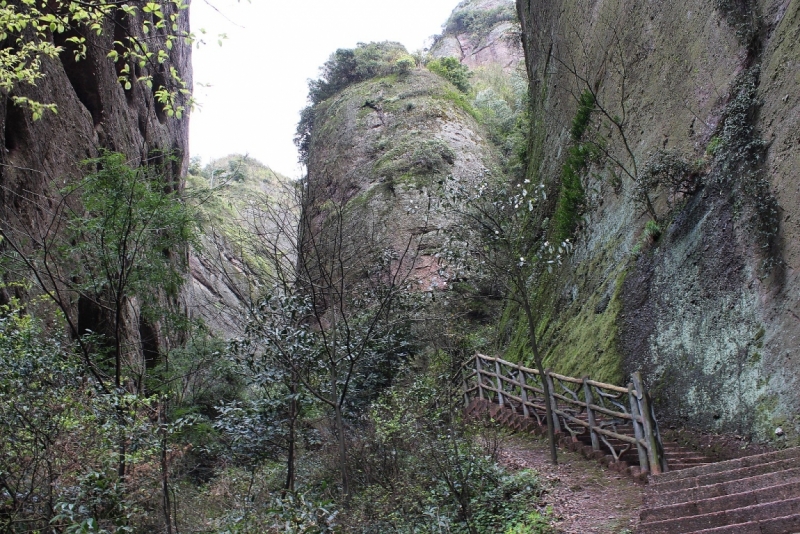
[334,400,349,497]
[519,286,558,465]
[159,402,173,534]
[284,379,297,494]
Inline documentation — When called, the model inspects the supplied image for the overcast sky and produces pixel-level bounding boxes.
[189,0,461,178]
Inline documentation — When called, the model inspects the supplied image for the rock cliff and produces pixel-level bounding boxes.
[0,2,191,360]
[516,0,800,444]
[431,0,523,70]
[304,67,501,293]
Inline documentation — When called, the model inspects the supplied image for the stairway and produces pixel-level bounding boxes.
[638,447,800,533]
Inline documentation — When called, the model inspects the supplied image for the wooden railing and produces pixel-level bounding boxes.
[462,354,667,474]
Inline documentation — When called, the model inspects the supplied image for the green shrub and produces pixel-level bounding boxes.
[570,90,595,141]
[504,509,556,534]
[706,135,724,156]
[396,55,416,74]
[427,56,472,93]
[307,42,409,105]
[339,354,548,533]
[644,219,662,241]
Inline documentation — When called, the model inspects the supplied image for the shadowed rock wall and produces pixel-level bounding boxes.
[0,2,192,359]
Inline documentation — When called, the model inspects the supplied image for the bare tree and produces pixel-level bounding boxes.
[444,175,571,465]
[218,172,427,497]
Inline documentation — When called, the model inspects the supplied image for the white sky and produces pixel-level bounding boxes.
[189,0,461,178]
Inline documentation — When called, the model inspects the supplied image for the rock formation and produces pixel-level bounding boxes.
[516,0,800,443]
[0,3,192,363]
[431,0,523,70]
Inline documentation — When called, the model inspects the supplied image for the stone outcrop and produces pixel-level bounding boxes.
[304,69,501,292]
[431,0,523,70]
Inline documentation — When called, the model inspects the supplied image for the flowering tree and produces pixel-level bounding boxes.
[445,174,572,464]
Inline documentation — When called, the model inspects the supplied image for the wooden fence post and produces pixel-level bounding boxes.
[476,356,484,400]
[518,368,530,418]
[462,370,470,408]
[582,377,600,451]
[545,370,561,434]
[495,359,504,407]
[632,371,664,474]
[628,382,650,474]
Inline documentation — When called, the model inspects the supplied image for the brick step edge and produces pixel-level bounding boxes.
[689,512,800,534]
[641,479,800,523]
[652,456,800,494]
[651,446,800,485]
[646,467,800,508]
[638,496,800,534]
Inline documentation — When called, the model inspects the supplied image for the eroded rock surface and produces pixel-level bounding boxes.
[516,0,800,443]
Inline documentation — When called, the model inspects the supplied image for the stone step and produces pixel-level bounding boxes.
[667,463,712,471]
[689,513,800,533]
[666,456,710,464]
[664,451,710,459]
[638,496,800,534]
[647,467,800,507]
[651,447,800,485]
[652,456,800,494]
[641,479,800,523]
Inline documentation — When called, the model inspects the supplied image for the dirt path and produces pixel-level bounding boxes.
[498,434,644,534]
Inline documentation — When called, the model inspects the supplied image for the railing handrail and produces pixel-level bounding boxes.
[463,353,666,475]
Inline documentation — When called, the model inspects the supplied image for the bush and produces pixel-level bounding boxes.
[307,42,409,105]
[0,300,166,531]
[427,56,472,93]
[340,354,549,533]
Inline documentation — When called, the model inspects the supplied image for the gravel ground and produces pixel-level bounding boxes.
[497,434,644,534]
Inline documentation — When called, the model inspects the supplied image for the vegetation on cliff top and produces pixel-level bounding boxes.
[443,0,517,42]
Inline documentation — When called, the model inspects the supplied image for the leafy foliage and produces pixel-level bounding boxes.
[0,0,191,119]
[553,91,595,240]
[0,299,169,532]
[471,66,530,178]
[427,56,472,93]
[64,151,196,303]
[638,149,698,206]
[343,355,550,533]
[307,42,409,105]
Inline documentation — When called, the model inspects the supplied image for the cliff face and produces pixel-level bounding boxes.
[185,156,293,337]
[516,0,800,443]
[0,3,191,356]
[305,69,501,292]
[431,0,524,70]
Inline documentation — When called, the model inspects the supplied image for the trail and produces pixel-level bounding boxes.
[498,434,643,534]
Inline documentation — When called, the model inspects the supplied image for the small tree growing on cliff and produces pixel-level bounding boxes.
[444,174,571,465]
[553,12,659,222]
